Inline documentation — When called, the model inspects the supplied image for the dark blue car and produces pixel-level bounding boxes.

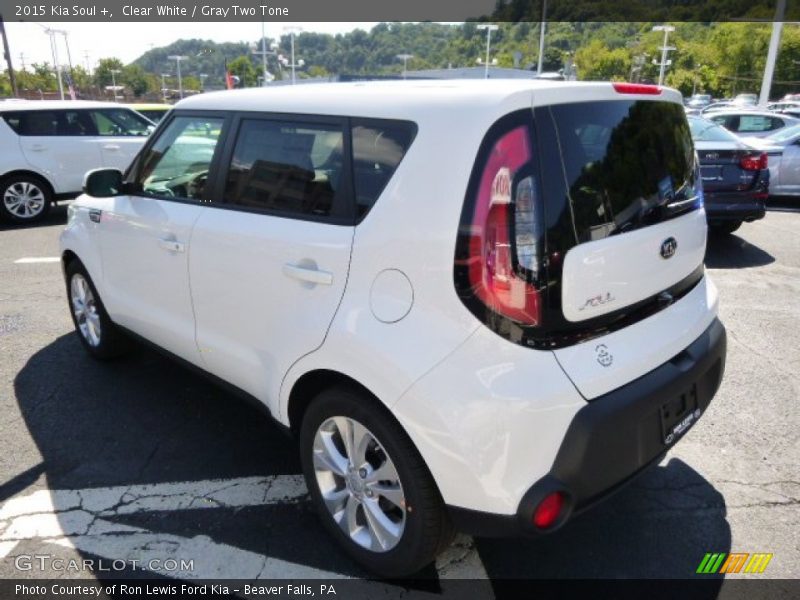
[689,116,769,234]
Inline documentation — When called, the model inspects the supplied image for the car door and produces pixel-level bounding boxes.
[189,115,354,407]
[776,137,800,193]
[89,107,153,173]
[98,113,228,364]
[15,109,103,194]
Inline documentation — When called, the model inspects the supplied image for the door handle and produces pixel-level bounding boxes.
[103,145,121,151]
[29,144,46,152]
[282,263,333,286]
[158,238,185,253]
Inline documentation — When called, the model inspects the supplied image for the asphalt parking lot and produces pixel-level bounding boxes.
[0,203,798,590]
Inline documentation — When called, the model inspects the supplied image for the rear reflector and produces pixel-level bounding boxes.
[532,491,565,529]
[740,153,768,171]
[612,82,662,95]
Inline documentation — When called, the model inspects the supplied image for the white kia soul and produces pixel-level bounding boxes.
[0,100,153,223]
[60,80,727,576]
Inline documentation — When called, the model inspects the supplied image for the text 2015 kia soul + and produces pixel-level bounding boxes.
[60,80,727,576]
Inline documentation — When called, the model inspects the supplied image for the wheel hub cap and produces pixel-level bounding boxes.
[312,416,406,553]
[3,182,45,219]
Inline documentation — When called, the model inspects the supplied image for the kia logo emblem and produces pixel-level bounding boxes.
[660,237,678,259]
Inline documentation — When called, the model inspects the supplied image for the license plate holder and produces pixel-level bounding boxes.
[660,384,701,445]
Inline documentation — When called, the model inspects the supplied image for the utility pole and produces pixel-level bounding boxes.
[652,25,675,86]
[477,24,498,79]
[759,0,786,107]
[283,26,303,84]
[0,16,18,97]
[160,73,169,102]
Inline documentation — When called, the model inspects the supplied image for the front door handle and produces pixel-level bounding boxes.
[282,263,333,286]
[103,145,121,151]
[29,144,46,152]
[158,238,185,253]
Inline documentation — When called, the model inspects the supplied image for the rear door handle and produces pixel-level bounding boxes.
[158,238,185,253]
[103,145,121,151]
[29,144,46,152]
[282,263,333,286]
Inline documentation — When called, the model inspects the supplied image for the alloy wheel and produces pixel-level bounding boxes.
[70,274,102,347]
[312,416,406,553]
[3,181,46,219]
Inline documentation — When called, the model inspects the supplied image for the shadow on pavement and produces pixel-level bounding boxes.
[0,203,68,232]
[705,233,775,269]
[10,333,730,585]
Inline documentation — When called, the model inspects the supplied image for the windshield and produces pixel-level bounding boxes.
[541,100,698,243]
[688,118,739,142]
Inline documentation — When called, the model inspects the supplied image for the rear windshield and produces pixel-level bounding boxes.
[689,118,739,142]
[540,100,698,243]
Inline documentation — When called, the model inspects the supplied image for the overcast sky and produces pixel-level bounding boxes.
[5,22,378,71]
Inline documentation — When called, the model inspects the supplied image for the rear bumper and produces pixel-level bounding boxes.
[448,318,727,537]
[704,195,766,222]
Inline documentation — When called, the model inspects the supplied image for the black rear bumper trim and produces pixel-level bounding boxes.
[447,318,727,537]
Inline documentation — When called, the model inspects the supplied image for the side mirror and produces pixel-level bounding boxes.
[84,168,124,198]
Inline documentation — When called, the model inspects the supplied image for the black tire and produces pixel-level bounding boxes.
[0,174,52,223]
[710,221,742,235]
[65,260,130,360]
[299,386,454,577]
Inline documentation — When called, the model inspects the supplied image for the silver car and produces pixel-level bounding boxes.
[707,110,800,138]
[746,124,800,196]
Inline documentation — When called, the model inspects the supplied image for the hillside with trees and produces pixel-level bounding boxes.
[2,22,799,100]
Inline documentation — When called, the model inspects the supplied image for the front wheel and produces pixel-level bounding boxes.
[299,387,454,577]
[66,261,129,360]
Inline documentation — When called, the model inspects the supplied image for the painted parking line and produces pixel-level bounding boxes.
[0,475,490,584]
[14,257,60,264]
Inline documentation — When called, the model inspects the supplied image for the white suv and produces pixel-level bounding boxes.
[0,100,153,223]
[60,81,727,576]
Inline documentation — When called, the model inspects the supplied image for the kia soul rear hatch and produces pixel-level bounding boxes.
[455,87,710,399]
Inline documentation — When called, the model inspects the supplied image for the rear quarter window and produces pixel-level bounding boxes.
[351,119,416,220]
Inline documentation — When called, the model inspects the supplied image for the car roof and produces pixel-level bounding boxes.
[0,100,130,113]
[175,80,683,119]
[706,109,800,119]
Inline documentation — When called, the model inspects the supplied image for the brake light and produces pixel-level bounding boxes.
[612,82,662,95]
[465,125,541,326]
[739,153,768,171]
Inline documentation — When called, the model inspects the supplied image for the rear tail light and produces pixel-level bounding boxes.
[532,491,565,529]
[740,153,768,171]
[612,82,662,95]
[464,125,542,326]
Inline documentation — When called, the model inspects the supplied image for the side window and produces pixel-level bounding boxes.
[91,109,152,136]
[737,115,771,132]
[135,116,224,201]
[351,119,416,218]
[60,111,97,136]
[1,110,95,136]
[225,119,346,219]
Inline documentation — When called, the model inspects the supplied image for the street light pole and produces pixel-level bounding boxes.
[477,24,499,79]
[652,25,675,86]
[109,68,121,101]
[168,55,187,98]
[396,53,413,79]
[758,0,786,107]
[537,0,547,76]
[160,73,169,102]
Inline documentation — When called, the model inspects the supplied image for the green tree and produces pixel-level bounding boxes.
[122,64,151,97]
[94,57,125,89]
[227,55,257,87]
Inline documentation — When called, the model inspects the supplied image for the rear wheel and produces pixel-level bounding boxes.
[710,221,742,235]
[66,260,129,360]
[299,387,454,577]
[0,174,52,223]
